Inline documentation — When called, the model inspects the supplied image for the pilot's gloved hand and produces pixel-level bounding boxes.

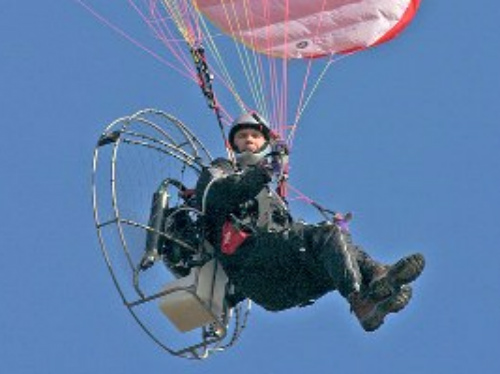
[272,140,288,156]
[270,140,289,175]
[257,156,275,179]
[333,212,353,232]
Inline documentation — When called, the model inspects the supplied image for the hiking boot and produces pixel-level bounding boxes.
[349,285,413,332]
[369,253,425,301]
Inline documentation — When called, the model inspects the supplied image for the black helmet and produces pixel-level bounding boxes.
[228,111,272,151]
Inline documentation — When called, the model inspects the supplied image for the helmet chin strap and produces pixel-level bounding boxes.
[235,142,271,168]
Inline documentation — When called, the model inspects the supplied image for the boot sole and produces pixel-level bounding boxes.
[370,253,425,300]
[361,285,413,332]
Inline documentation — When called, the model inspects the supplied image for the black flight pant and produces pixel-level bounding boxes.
[221,222,384,311]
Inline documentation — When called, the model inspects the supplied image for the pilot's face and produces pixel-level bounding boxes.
[234,128,266,153]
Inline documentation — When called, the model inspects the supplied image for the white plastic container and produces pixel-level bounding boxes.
[159,259,228,332]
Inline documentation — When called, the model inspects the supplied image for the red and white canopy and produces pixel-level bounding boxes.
[195,0,420,58]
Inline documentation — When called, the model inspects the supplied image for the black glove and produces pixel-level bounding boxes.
[269,140,289,176]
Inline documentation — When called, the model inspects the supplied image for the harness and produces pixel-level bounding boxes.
[221,185,291,255]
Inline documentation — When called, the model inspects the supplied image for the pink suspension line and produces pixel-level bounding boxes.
[265,0,279,135]
[287,183,315,205]
[147,1,197,75]
[290,0,331,148]
[242,0,277,134]
[129,0,197,81]
[75,0,195,82]
[140,1,245,123]
[280,0,290,140]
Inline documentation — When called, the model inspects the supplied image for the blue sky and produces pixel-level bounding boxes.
[1,1,499,373]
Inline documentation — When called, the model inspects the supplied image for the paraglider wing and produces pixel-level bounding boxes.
[194,0,421,58]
